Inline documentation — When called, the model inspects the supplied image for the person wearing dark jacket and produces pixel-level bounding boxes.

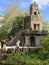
[1,39,6,48]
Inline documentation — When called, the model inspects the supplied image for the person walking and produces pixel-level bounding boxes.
[1,38,6,49]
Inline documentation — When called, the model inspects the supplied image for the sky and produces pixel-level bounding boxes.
[0,0,49,21]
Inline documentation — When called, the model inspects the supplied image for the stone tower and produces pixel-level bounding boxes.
[20,2,46,48]
[30,2,43,31]
[24,2,43,31]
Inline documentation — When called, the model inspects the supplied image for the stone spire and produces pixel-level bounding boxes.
[30,2,38,15]
[34,1,36,4]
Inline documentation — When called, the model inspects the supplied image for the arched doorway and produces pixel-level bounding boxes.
[30,36,35,46]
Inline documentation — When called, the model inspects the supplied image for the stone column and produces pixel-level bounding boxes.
[35,36,40,47]
[20,36,24,46]
[25,36,30,46]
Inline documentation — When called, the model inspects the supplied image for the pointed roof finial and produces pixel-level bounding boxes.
[34,1,36,4]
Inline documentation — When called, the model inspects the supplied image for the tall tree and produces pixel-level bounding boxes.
[0,2,29,40]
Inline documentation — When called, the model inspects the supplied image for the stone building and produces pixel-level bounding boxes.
[20,2,46,48]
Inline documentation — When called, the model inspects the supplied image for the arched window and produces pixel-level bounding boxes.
[34,24,40,30]
[30,36,35,46]
[34,24,36,30]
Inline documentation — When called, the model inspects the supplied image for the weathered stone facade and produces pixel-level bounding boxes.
[24,2,43,31]
[20,2,46,48]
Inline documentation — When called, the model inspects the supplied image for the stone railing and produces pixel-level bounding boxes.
[22,30,47,35]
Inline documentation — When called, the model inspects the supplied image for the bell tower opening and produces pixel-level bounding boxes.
[34,12,37,15]
[34,24,36,30]
[34,24,40,30]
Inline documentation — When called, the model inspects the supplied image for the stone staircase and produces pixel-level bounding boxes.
[7,30,23,46]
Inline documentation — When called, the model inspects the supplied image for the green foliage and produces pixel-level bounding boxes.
[39,36,49,60]
[10,16,24,36]
[0,15,24,40]
[43,21,49,32]
[0,2,29,40]
[0,52,49,65]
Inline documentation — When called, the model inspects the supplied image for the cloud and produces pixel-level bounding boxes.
[31,0,49,9]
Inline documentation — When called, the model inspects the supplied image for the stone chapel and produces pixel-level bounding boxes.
[20,2,46,48]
